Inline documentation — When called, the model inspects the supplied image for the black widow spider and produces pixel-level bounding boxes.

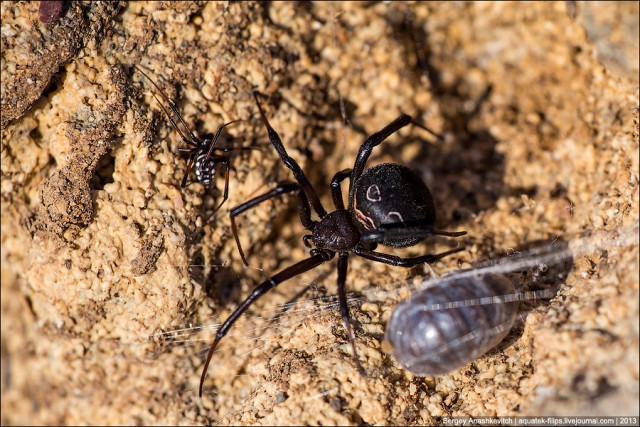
[135,65,249,213]
[199,92,467,397]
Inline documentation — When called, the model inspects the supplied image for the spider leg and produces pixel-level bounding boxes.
[230,182,315,266]
[203,120,242,161]
[330,169,352,211]
[218,146,260,153]
[348,114,413,205]
[352,246,464,267]
[199,252,332,398]
[149,90,198,148]
[410,119,444,141]
[181,151,200,188]
[267,283,316,328]
[253,91,327,218]
[202,155,231,216]
[336,252,367,376]
[347,115,443,208]
[135,65,201,147]
[360,224,467,245]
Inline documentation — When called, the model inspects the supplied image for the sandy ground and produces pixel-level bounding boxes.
[1,1,638,425]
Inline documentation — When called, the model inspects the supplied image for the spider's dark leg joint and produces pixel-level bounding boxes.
[204,119,242,161]
[229,182,314,266]
[181,152,199,188]
[303,234,314,249]
[410,118,444,141]
[349,114,414,201]
[330,169,352,211]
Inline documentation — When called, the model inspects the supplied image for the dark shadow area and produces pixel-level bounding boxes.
[40,70,63,99]
[382,7,506,231]
[91,150,116,191]
[202,263,245,308]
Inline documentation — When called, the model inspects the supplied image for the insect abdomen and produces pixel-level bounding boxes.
[385,272,519,376]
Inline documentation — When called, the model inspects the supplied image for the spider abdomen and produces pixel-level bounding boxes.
[385,272,519,376]
[194,153,216,185]
[352,163,436,247]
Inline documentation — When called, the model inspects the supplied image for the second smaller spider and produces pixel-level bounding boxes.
[135,65,249,213]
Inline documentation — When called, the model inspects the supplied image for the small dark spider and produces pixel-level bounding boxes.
[135,66,248,212]
[199,92,467,397]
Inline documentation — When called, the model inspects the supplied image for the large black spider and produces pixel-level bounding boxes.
[135,65,248,213]
[199,92,466,396]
